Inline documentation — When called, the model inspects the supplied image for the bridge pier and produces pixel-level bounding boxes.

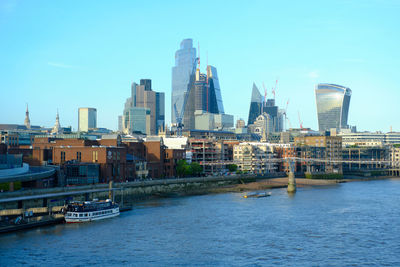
[287,159,296,193]
[287,172,296,193]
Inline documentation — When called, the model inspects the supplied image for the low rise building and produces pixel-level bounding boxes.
[233,142,277,174]
[294,136,343,174]
[390,146,400,176]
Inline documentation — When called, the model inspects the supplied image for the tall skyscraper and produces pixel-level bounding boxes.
[78,108,97,132]
[171,39,197,124]
[120,79,164,135]
[247,83,263,126]
[206,65,224,114]
[183,65,226,130]
[315,83,352,132]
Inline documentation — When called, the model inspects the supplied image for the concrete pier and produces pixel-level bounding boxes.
[287,172,296,193]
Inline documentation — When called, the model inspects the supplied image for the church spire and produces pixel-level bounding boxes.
[51,109,62,134]
[24,103,31,129]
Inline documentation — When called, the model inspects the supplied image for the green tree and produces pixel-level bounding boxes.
[227,164,238,172]
[176,160,191,177]
[190,162,203,176]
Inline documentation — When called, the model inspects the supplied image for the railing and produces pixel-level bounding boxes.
[199,157,400,167]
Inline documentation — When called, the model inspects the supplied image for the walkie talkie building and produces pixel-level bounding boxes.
[315,83,352,132]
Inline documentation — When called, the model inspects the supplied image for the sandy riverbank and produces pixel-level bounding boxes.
[209,176,400,194]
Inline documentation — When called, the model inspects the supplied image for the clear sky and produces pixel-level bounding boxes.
[1,0,399,132]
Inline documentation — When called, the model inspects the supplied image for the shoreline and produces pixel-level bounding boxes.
[208,176,400,194]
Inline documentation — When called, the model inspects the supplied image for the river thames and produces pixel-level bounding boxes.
[1,179,400,266]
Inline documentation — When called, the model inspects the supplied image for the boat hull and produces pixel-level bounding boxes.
[65,207,120,223]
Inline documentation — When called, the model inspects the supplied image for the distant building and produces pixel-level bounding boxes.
[78,108,97,132]
[51,111,63,134]
[247,83,263,126]
[24,104,31,129]
[338,132,400,146]
[120,79,165,135]
[248,113,274,139]
[171,38,197,124]
[182,64,227,130]
[315,83,352,132]
[236,119,246,129]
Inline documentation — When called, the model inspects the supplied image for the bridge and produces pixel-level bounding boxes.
[199,157,400,192]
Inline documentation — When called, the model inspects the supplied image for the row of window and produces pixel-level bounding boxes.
[67,209,115,218]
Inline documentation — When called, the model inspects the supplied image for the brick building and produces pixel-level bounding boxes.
[294,136,343,173]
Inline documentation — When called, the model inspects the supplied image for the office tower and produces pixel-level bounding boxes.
[236,119,246,128]
[120,79,165,135]
[171,39,197,124]
[183,65,227,130]
[315,83,352,132]
[78,108,97,132]
[206,65,224,114]
[24,104,31,129]
[247,83,263,126]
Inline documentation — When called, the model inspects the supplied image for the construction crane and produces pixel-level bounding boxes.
[283,99,289,131]
[272,78,278,100]
[173,57,199,136]
[298,111,303,129]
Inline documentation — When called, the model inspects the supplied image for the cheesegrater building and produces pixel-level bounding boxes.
[315,83,352,132]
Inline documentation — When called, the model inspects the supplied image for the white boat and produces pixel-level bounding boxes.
[64,199,119,223]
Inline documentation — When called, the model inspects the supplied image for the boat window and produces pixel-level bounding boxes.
[85,213,88,217]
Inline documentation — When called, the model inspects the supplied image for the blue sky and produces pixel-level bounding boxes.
[1,0,399,132]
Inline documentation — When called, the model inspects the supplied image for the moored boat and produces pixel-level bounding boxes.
[64,199,119,223]
[243,192,271,198]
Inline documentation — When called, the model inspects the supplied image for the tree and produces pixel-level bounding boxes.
[190,162,203,177]
[176,160,191,177]
[227,164,238,172]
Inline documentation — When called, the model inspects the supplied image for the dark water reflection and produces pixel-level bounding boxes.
[1,179,400,266]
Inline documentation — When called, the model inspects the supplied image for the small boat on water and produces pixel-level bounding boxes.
[243,192,271,198]
[64,199,120,223]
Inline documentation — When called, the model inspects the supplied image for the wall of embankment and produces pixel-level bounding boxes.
[0,173,287,211]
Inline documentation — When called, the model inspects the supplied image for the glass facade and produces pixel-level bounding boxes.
[78,108,97,132]
[315,83,352,132]
[171,39,197,124]
[128,107,151,135]
[207,65,224,114]
[247,83,263,125]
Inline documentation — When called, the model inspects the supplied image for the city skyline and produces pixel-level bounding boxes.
[1,1,399,132]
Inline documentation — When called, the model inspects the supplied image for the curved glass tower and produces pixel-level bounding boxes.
[315,83,352,132]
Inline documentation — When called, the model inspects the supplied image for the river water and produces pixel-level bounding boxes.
[1,179,400,266]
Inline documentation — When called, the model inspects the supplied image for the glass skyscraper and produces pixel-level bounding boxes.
[315,83,352,132]
[247,83,263,125]
[206,65,224,114]
[171,39,197,124]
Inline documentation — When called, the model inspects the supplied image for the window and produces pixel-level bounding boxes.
[61,151,65,163]
[77,152,82,162]
[92,151,98,163]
